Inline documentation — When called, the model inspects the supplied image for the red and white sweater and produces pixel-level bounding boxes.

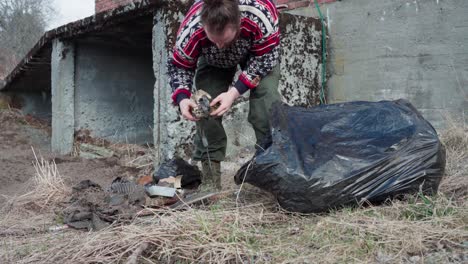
[168,0,281,105]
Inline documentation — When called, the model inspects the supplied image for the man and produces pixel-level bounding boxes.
[168,0,281,190]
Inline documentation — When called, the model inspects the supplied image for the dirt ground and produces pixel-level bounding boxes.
[0,110,148,206]
[0,109,245,206]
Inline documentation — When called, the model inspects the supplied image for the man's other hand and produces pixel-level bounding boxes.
[179,99,199,121]
[210,87,240,117]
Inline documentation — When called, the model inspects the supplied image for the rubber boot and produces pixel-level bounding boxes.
[201,160,222,191]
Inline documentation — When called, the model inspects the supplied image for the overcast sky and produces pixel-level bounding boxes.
[48,0,94,29]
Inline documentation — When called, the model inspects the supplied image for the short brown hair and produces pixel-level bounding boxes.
[201,0,240,34]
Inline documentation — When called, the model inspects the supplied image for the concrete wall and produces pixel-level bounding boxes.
[289,0,468,130]
[153,3,323,163]
[75,40,154,144]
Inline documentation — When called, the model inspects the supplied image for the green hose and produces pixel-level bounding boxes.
[314,0,327,105]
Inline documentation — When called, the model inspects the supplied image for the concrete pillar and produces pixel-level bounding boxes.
[153,10,170,165]
[153,5,196,165]
[51,39,75,155]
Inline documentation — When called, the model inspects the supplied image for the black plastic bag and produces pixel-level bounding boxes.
[235,100,446,213]
[154,158,202,189]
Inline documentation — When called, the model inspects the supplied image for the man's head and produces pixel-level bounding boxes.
[201,0,240,49]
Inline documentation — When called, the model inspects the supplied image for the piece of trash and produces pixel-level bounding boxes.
[145,185,177,198]
[137,175,153,185]
[79,143,114,159]
[154,158,202,189]
[108,177,144,195]
[169,191,230,210]
[159,175,183,189]
[48,225,69,232]
[159,177,176,184]
[235,100,446,213]
[174,176,182,189]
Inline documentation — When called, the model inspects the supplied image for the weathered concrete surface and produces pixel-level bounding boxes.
[75,40,154,144]
[0,92,52,120]
[153,4,323,162]
[51,39,75,155]
[279,14,323,107]
[153,4,195,164]
[289,0,468,130]
[13,92,52,120]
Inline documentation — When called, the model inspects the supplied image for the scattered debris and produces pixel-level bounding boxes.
[137,175,153,185]
[145,185,177,198]
[48,225,69,232]
[154,158,202,189]
[63,179,145,231]
[169,191,230,210]
[63,158,207,231]
[79,143,115,159]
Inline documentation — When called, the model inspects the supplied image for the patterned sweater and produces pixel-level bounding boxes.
[168,0,281,105]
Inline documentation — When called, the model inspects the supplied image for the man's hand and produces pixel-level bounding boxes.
[210,87,240,117]
[179,98,199,121]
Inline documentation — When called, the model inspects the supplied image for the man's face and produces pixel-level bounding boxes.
[204,24,239,49]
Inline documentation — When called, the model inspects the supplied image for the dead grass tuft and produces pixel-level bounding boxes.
[110,142,155,171]
[439,118,468,198]
[0,148,71,230]
[30,147,70,208]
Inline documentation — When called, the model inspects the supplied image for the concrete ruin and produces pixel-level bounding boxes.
[1,0,466,161]
[152,1,323,162]
[0,0,323,161]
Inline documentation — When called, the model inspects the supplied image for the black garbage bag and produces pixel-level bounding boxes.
[235,100,446,213]
[154,158,202,189]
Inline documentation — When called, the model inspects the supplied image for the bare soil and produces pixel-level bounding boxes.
[0,109,245,205]
[0,110,147,205]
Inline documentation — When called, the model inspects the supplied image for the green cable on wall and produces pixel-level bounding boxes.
[314,0,327,105]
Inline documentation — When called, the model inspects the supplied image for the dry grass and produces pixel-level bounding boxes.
[439,119,468,198]
[9,188,467,264]
[0,107,50,132]
[110,143,155,169]
[0,148,71,232]
[1,121,467,264]
[30,147,70,207]
[72,130,155,177]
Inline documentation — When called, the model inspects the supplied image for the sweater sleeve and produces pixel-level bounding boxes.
[168,2,204,105]
[234,1,281,95]
[168,50,197,105]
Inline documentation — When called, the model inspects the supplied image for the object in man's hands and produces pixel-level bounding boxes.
[191,90,219,119]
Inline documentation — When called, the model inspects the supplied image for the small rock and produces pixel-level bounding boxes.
[409,256,421,263]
